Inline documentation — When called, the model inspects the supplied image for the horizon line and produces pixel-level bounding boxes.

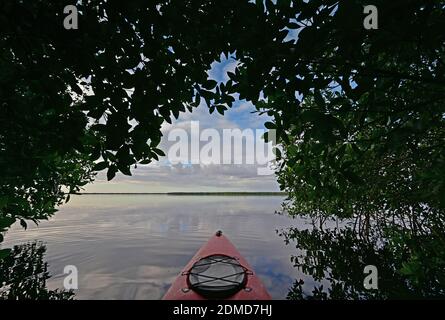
[78,191,286,195]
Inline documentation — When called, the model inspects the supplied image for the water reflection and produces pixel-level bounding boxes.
[0,241,74,300]
[281,223,445,299]
[5,195,443,299]
[3,195,299,299]
[4,195,442,299]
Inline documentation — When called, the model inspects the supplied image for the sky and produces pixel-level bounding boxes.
[84,55,281,193]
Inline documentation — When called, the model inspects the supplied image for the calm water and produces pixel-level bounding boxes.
[2,195,304,299]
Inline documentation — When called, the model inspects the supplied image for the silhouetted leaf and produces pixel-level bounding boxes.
[107,166,117,181]
[93,161,108,171]
[20,219,27,230]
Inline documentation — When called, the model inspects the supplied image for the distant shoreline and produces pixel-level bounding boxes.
[78,192,286,196]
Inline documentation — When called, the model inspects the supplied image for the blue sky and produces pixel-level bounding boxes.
[85,54,280,193]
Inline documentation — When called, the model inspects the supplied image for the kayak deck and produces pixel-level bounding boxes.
[163,231,271,300]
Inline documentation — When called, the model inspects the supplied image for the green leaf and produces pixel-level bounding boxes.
[273,147,282,159]
[314,91,325,108]
[118,164,132,176]
[194,93,201,107]
[264,121,276,129]
[227,71,236,81]
[265,0,274,12]
[0,248,11,261]
[287,22,300,29]
[342,170,363,184]
[256,0,265,12]
[107,166,117,181]
[93,161,108,171]
[153,148,165,157]
[277,0,291,8]
[0,196,8,210]
[202,80,217,90]
[301,109,324,123]
[216,105,227,115]
[0,217,15,230]
[20,219,27,230]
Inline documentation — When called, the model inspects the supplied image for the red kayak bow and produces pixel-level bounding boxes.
[163,231,271,300]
